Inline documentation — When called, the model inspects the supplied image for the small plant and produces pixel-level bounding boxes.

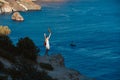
[0,36,15,53]
[39,63,54,71]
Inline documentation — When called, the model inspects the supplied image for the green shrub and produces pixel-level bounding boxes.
[40,63,54,71]
[16,37,40,61]
[0,49,15,63]
[0,36,16,53]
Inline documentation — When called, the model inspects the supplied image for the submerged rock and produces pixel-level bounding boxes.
[11,12,24,21]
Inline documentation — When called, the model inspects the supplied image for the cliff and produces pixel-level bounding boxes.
[0,36,95,80]
[36,0,65,3]
[0,0,41,13]
[37,54,94,80]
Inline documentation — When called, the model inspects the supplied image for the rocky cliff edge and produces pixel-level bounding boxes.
[0,0,41,13]
[37,54,95,80]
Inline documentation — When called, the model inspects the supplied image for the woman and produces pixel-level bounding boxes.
[44,28,51,55]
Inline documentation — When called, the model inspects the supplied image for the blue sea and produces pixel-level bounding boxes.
[0,0,120,80]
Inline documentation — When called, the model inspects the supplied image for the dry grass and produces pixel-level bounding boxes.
[0,26,11,36]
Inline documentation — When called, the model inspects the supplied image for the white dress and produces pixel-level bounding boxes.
[44,33,51,50]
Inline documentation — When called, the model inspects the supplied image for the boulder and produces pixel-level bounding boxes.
[11,12,24,21]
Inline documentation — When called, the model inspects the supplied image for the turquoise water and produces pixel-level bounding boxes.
[0,0,120,80]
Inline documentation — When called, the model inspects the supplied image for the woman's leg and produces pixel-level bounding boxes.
[45,49,49,56]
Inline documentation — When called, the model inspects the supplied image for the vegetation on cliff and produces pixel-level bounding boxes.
[0,35,56,80]
[0,26,11,36]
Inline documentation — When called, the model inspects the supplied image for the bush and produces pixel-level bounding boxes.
[0,50,15,63]
[0,26,11,36]
[16,37,40,61]
[0,61,4,70]
[39,63,54,71]
[5,59,56,80]
[0,36,15,53]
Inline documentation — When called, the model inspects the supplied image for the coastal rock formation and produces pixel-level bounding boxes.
[11,12,24,21]
[0,3,12,13]
[0,0,41,14]
[19,0,41,10]
[37,54,94,80]
[36,0,64,3]
[0,36,94,80]
[0,53,94,80]
[9,1,26,11]
[0,26,11,35]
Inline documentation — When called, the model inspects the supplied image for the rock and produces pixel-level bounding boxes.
[36,0,65,3]
[0,3,12,13]
[48,67,94,80]
[0,0,41,14]
[19,0,41,10]
[9,1,26,11]
[0,25,11,36]
[37,54,65,67]
[11,12,24,21]
[37,54,95,80]
[49,54,65,67]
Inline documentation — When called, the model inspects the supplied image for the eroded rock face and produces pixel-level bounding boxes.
[9,1,26,11]
[36,0,65,2]
[11,12,24,21]
[37,54,65,67]
[37,54,95,80]
[0,3,12,13]
[49,54,65,67]
[19,0,41,10]
[0,0,41,14]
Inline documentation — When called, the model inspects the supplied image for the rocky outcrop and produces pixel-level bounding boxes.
[0,25,11,35]
[9,1,26,11]
[0,0,41,14]
[0,35,94,80]
[18,0,41,10]
[0,53,94,80]
[36,0,64,3]
[11,12,24,21]
[0,3,12,13]
[37,54,95,80]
